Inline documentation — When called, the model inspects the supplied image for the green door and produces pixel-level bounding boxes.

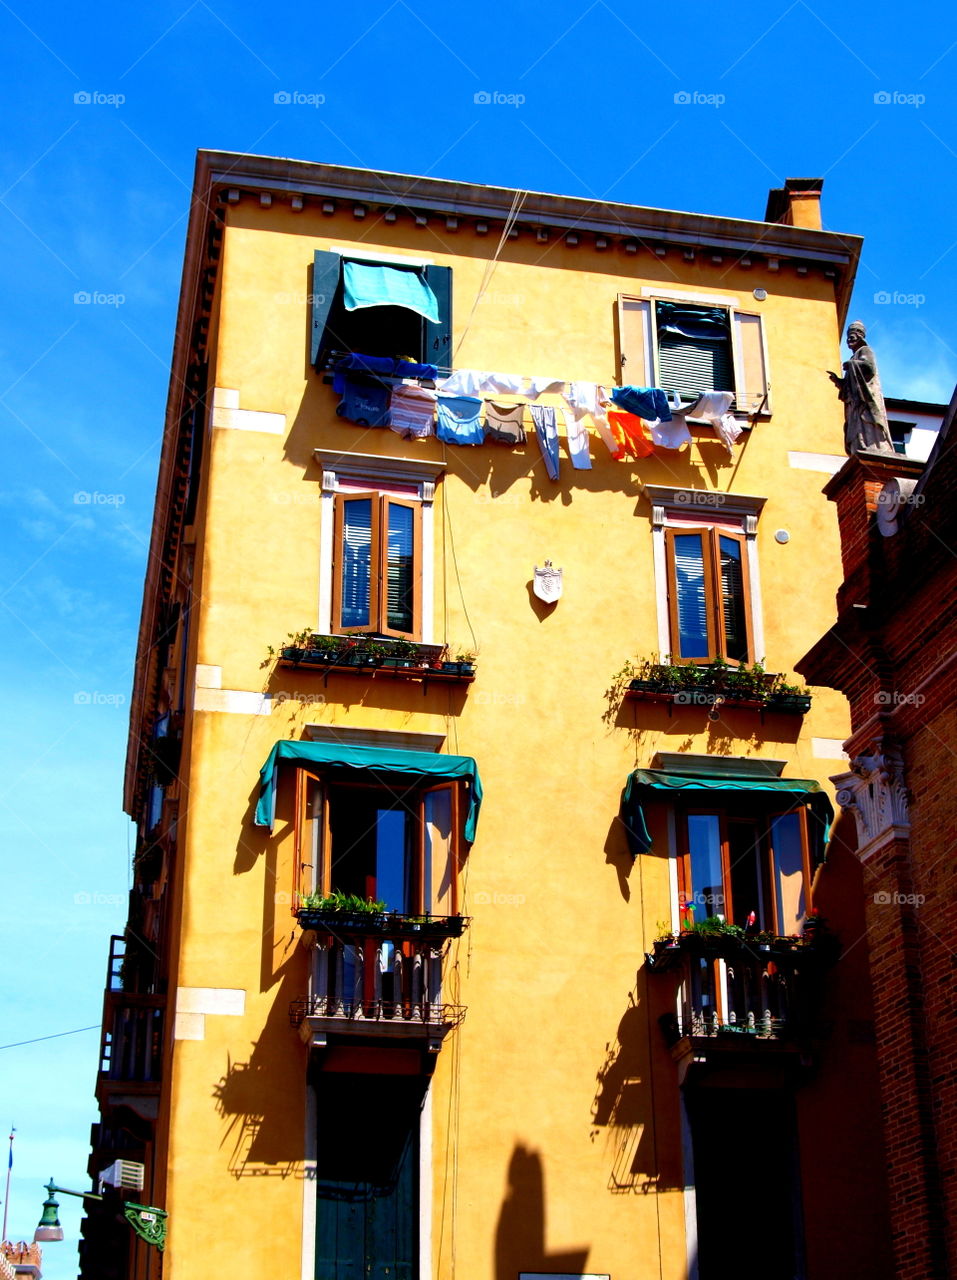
[315,1073,422,1279]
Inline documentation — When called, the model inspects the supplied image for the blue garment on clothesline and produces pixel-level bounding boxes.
[333,352,438,381]
[336,375,391,428]
[610,385,673,423]
[436,394,484,445]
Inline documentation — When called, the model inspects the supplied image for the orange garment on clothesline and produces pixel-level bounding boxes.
[607,410,654,458]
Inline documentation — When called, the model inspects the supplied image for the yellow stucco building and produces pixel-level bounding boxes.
[83,154,894,1280]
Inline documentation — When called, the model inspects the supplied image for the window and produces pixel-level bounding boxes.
[316,451,444,645]
[665,525,751,663]
[678,805,811,933]
[311,249,452,369]
[645,486,766,668]
[618,293,770,415]
[332,489,422,638]
[294,769,461,916]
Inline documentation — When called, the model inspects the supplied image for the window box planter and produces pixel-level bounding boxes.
[274,635,470,682]
[441,661,475,677]
[296,908,469,940]
[620,659,810,715]
[766,693,813,715]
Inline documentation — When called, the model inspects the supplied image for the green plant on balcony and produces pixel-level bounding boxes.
[618,654,811,713]
[299,889,387,913]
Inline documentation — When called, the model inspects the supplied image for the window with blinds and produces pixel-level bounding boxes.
[665,526,752,663]
[333,492,422,638]
[616,295,771,415]
[655,302,734,403]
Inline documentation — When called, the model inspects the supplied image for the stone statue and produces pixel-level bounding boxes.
[828,321,894,456]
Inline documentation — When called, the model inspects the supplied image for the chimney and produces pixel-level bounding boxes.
[764,177,824,230]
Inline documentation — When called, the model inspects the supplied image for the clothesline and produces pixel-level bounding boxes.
[328,352,744,477]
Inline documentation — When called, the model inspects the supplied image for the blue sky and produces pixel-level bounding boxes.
[1,0,955,1271]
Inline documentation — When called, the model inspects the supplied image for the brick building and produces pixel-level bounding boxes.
[798,396,957,1280]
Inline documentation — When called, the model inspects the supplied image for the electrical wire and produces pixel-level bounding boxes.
[0,1026,99,1051]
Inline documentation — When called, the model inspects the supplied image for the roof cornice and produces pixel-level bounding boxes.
[196,150,862,273]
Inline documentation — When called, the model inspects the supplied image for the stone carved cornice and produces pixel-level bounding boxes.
[831,739,910,860]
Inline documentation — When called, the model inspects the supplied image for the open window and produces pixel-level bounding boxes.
[618,294,771,415]
[677,804,811,933]
[293,770,463,916]
[665,525,752,664]
[311,249,452,369]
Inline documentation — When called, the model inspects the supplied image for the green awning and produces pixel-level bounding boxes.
[342,261,440,323]
[255,740,482,843]
[620,768,833,858]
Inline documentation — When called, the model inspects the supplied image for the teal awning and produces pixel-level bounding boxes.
[255,740,482,843]
[342,260,440,323]
[620,768,833,858]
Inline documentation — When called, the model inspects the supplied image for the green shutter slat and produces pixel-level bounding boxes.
[311,250,342,367]
[658,338,735,402]
[423,265,452,367]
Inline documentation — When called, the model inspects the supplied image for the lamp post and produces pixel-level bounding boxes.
[34,1170,168,1251]
[33,1180,96,1243]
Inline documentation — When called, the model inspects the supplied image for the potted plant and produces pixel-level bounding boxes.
[441,649,477,676]
[297,889,387,930]
[766,675,813,714]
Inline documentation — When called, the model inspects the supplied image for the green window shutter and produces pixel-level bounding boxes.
[311,250,342,367]
[423,265,452,367]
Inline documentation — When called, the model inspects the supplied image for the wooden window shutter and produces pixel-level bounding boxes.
[310,249,342,367]
[617,296,653,384]
[732,311,771,414]
[423,265,453,367]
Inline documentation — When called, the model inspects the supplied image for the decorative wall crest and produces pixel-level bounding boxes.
[533,560,563,603]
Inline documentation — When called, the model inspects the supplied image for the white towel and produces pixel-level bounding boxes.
[649,416,693,450]
[437,369,488,396]
[526,376,565,399]
[478,371,525,395]
[562,407,592,470]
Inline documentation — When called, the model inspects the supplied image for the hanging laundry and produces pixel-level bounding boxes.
[564,382,603,418]
[530,405,560,480]
[478,371,526,395]
[335,375,392,428]
[484,401,527,445]
[715,413,743,455]
[389,384,437,439]
[590,413,623,460]
[436,394,485,446]
[607,410,654,458]
[610,385,673,423]
[437,369,489,396]
[561,407,591,470]
[333,352,438,381]
[648,415,693,450]
[526,376,565,400]
[683,391,741,457]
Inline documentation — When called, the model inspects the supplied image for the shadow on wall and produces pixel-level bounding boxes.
[211,965,306,1178]
[591,985,683,1193]
[494,1144,590,1280]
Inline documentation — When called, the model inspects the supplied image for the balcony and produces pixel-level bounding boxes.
[95,938,165,1120]
[647,927,838,1071]
[290,914,468,1053]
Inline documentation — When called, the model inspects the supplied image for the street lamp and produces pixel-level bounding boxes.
[34,1166,168,1251]
[34,1180,99,1242]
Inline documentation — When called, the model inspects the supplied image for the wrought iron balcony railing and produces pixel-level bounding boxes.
[290,919,467,1052]
[647,929,838,1049]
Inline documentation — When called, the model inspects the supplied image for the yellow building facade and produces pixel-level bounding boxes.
[83,155,894,1280]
